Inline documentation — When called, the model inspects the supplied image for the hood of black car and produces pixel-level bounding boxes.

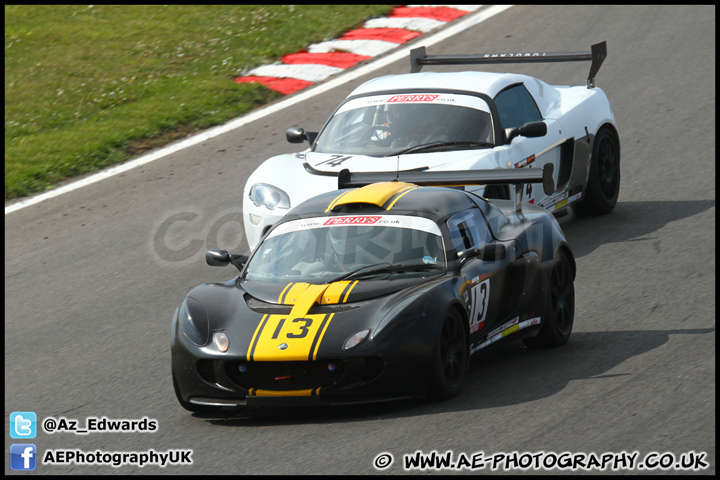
[239,274,443,307]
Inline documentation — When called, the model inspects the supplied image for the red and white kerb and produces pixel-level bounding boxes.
[235,6,481,95]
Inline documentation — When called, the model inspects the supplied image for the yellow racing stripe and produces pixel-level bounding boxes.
[343,280,359,303]
[247,281,358,361]
[332,182,416,209]
[312,313,334,360]
[385,185,418,210]
[326,190,353,212]
[320,281,352,304]
[249,284,332,361]
[278,283,293,304]
[281,282,312,305]
[247,314,269,361]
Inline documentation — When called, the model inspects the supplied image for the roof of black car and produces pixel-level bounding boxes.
[284,182,480,224]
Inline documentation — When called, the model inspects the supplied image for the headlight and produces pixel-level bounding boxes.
[178,297,210,346]
[213,331,229,352]
[249,183,290,210]
[343,329,370,350]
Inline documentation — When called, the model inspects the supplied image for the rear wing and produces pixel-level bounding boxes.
[410,41,607,88]
[338,163,554,213]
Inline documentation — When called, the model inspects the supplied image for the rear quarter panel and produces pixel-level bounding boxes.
[550,86,618,138]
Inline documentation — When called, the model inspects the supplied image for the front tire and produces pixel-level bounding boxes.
[427,308,468,400]
[523,252,574,348]
[572,126,620,216]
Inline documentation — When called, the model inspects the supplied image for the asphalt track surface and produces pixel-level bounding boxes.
[5,5,715,475]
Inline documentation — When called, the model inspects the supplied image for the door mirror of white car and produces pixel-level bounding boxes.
[504,121,547,144]
[286,127,317,145]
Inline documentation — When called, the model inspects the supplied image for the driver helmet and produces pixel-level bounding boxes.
[387,104,420,126]
[328,225,376,257]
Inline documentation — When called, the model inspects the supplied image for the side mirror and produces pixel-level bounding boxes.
[504,121,547,144]
[457,243,507,262]
[206,249,248,272]
[206,249,231,266]
[286,127,306,143]
[286,127,318,145]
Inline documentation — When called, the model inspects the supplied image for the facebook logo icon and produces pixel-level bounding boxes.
[10,411,37,439]
[10,444,37,471]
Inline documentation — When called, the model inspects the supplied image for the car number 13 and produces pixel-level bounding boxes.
[248,313,334,361]
[469,279,490,334]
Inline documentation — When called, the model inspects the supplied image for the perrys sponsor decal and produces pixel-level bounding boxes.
[323,216,381,226]
[335,93,491,115]
[267,215,442,239]
[387,94,439,103]
[514,154,536,169]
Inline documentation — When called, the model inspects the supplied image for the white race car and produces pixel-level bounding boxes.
[243,42,620,250]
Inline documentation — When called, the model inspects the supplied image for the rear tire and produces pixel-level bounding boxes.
[523,252,574,348]
[427,308,468,400]
[572,126,620,216]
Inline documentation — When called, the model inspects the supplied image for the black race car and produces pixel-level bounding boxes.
[171,165,576,412]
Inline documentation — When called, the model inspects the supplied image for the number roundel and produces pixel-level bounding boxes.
[469,279,490,333]
[249,314,333,361]
[286,318,313,339]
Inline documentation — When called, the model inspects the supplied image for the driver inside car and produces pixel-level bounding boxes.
[384,104,449,148]
[291,225,396,277]
[385,104,425,148]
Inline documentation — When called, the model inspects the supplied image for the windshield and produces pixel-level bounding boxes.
[244,215,446,284]
[314,93,494,156]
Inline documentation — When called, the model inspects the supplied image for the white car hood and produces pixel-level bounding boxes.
[305,149,502,173]
[243,148,506,250]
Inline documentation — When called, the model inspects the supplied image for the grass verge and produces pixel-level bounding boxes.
[5,5,395,199]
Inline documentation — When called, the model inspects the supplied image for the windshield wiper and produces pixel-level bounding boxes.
[326,262,444,284]
[397,141,494,155]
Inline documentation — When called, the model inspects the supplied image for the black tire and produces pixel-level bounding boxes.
[427,308,468,400]
[572,126,620,216]
[523,252,574,348]
[172,369,224,414]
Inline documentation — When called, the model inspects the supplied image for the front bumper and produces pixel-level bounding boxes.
[171,315,433,409]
